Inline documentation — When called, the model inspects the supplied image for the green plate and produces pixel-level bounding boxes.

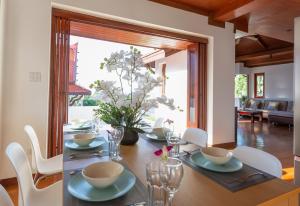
[65,139,105,150]
[190,152,243,172]
[68,169,136,202]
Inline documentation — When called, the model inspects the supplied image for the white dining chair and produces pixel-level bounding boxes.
[5,142,63,206]
[0,185,14,206]
[182,128,208,147]
[233,146,282,178]
[24,125,62,183]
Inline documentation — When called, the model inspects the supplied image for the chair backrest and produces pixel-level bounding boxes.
[233,146,282,177]
[24,125,44,170]
[6,143,36,206]
[0,185,14,206]
[182,128,208,148]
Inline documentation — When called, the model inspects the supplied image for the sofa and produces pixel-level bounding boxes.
[244,98,294,126]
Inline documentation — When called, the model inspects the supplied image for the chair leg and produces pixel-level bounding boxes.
[33,172,39,183]
[35,174,46,186]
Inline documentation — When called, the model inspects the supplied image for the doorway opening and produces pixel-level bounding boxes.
[48,9,207,156]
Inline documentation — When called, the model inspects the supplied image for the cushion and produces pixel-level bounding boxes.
[266,102,279,111]
[269,111,294,118]
[249,99,257,109]
[287,101,294,112]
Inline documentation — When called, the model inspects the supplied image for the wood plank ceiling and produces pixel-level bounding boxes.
[149,0,300,43]
[236,35,293,67]
[149,0,300,67]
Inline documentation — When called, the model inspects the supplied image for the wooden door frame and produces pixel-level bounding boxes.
[187,43,207,130]
[49,8,208,156]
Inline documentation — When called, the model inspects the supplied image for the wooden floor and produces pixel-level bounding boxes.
[3,120,295,205]
[3,174,62,206]
[237,118,294,181]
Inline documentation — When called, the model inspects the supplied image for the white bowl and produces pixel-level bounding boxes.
[201,147,233,165]
[152,127,170,138]
[82,161,124,188]
[152,128,165,138]
[73,133,95,146]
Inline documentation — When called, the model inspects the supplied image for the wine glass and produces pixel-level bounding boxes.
[111,126,124,161]
[166,132,182,158]
[163,119,174,138]
[146,160,165,206]
[159,158,183,206]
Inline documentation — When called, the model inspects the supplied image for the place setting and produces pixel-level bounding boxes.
[63,123,188,206]
[64,132,106,161]
[63,120,94,134]
[180,146,276,192]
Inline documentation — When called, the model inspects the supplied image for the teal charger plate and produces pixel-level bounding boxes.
[65,139,105,150]
[190,152,243,172]
[68,169,136,202]
[71,126,92,130]
[145,133,166,141]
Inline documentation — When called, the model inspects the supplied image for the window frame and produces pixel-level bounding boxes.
[254,73,265,98]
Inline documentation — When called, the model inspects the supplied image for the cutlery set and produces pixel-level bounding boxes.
[225,172,266,184]
[69,150,104,159]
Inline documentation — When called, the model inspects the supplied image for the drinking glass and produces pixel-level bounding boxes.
[146,160,165,206]
[159,158,184,206]
[107,130,116,159]
[166,131,181,158]
[111,126,124,161]
[163,120,174,138]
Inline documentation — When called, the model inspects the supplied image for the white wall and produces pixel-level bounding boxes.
[294,17,300,182]
[294,17,300,157]
[0,0,51,179]
[237,63,294,100]
[0,0,5,160]
[0,0,235,179]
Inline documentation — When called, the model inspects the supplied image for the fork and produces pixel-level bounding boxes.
[226,172,266,184]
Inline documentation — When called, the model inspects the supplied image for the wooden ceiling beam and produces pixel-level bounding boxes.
[236,46,293,62]
[212,0,272,22]
[245,57,293,67]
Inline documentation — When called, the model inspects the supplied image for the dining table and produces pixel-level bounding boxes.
[63,129,300,206]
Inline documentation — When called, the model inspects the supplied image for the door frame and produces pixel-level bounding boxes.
[48,8,208,156]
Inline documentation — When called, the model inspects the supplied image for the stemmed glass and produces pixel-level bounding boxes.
[163,119,174,138]
[146,160,165,206]
[166,132,182,158]
[163,120,181,157]
[159,158,184,206]
[111,126,124,161]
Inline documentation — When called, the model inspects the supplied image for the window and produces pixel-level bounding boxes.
[234,74,248,98]
[254,73,265,98]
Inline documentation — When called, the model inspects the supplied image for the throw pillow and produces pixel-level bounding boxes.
[267,102,278,111]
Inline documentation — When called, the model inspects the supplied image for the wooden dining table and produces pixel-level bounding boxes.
[63,132,300,206]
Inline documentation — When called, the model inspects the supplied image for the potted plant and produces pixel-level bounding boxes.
[90,47,175,145]
[240,95,248,110]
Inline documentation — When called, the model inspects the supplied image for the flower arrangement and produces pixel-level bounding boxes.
[154,145,173,161]
[90,47,175,145]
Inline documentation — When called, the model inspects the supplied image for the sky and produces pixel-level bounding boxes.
[70,35,155,93]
